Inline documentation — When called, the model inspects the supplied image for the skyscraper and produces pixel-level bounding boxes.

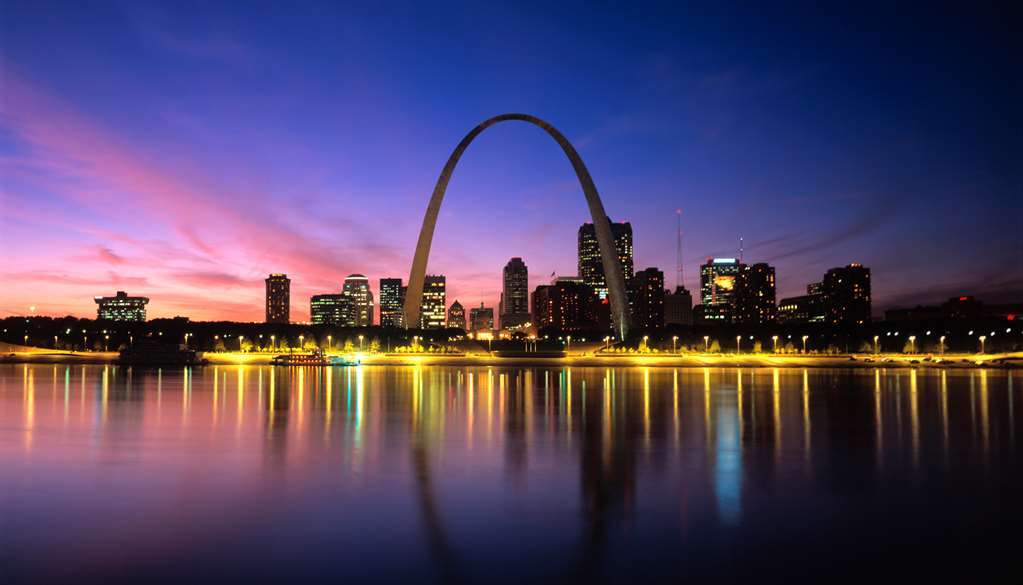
[500,257,530,328]
[735,262,777,324]
[379,278,406,327]
[265,274,290,324]
[448,300,467,331]
[310,294,349,325]
[95,291,149,321]
[342,274,374,326]
[699,258,742,323]
[419,275,446,329]
[578,219,633,300]
[823,263,871,326]
[469,302,494,332]
[631,268,665,330]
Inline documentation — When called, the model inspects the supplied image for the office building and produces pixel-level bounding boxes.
[823,263,871,326]
[664,286,694,326]
[265,274,290,323]
[532,277,597,331]
[342,274,374,326]
[95,291,149,322]
[470,302,494,332]
[420,275,446,329]
[631,267,665,330]
[735,262,777,324]
[777,293,827,324]
[310,294,349,325]
[500,257,530,328]
[379,278,406,327]
[448,300,467,331]
[699,258,743,323]
[578,219,633,300]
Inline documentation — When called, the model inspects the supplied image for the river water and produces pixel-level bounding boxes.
[1,364,1020,583]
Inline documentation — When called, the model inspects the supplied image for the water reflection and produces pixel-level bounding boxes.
[1,365,1020,583]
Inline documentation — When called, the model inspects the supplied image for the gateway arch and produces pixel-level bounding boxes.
[402,113,632,337]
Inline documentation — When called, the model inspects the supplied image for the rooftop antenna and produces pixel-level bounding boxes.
[675,209,684,290]
[739,235,744,264]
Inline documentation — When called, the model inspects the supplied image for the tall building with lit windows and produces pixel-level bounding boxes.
[823,263,871,325]
[448,300,467,331]
[379,278,406,327]
[95,291,149,321]
[532,277,597,332]
[265,274,290,324]
[632,267,665,330]
[342,274,374,326]
[735,262,777,324]
[419,275,446,329]
[500,257,530,328]
[699,258,742,323]
[578,219,633,300]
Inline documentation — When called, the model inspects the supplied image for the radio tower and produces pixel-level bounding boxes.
[675,209,684,290]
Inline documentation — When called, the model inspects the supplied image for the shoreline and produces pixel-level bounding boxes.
[3,350,1020,369]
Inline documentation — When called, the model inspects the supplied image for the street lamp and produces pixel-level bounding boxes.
[802,335,809,353]
[979,335,986,354]
[736,335,741,354]
[358,334,364,352]
[24,334,29,346]
[299,334,305,351]
[772,335,778,353]
[672,335,679,354]
[939,335,946,355]
[82,329,88,351]
[873,335,879,354]
[104,334,110,351]
[908,335,916,354]
[567,335,572,352]
[270,334,276,351]
[327,334,333,351]
[54,335,58,348]
[604,336,610,352]
[641,335,648,352]
[238,335,244,352]
[703,335,710,353]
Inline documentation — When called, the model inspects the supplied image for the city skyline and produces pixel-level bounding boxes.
[2,3,1019,322]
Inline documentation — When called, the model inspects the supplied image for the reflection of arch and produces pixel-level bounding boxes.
[402,114,632,337]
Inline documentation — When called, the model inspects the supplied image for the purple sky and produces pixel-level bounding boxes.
[1,1,1020,321]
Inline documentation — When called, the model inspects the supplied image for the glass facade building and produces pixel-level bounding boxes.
[342,274,374,327]
[578,219,633,300]
[310,294,349,325]
[379,278,405,327]
[500,257,530,328]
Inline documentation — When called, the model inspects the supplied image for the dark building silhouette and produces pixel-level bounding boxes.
[664,286,693,326]
[500,257,530,328]
[532,277,597,331]
[823,263,871,326]
[735,262,777,324]
[95,291,149,322]
[469,302,494,332]
[379,278,406,327]
[631,267,665,330]
[578,219,633,300]
[310,294,349,325]
[447,300,467,331]
[265,274,290,324]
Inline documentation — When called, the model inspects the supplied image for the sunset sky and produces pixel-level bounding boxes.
[2,1,1019,322]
